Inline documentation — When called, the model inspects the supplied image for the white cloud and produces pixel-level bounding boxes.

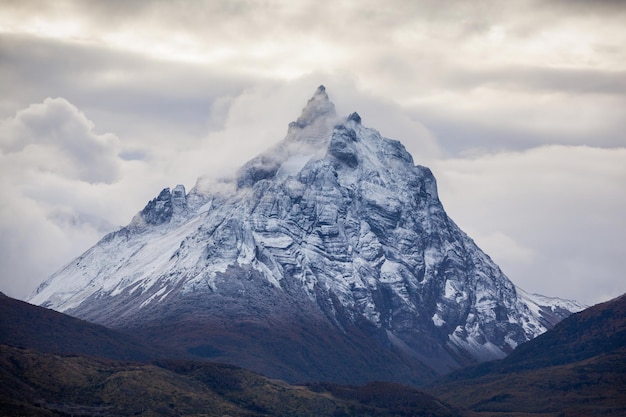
[433,145,626,304]
[0,98,156,298]
[169,77,442,185]
[0,97,121,183]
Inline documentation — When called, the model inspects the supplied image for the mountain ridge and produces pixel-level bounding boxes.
[0,291,168,361]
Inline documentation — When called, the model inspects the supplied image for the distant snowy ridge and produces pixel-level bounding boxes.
[29,86,586,383]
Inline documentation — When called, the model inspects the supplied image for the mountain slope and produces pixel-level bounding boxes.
[0,292,167,361]
[29,86,584,385]
[0,344,467,417]
[430,293,626,416]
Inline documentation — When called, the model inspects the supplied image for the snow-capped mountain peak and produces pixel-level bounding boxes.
[235,85,340,189]
[28,87,585,384]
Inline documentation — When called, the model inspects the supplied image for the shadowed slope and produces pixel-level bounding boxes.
[431,293,626,416]
[0,292,168,361]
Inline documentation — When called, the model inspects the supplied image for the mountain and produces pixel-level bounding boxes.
[0,345,467,417]
[430,293,626,416]
[28,86,584,385]
[0,292,166,361]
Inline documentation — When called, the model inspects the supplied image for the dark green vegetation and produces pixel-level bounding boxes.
[0,345,464,417]
[430,293,626,416]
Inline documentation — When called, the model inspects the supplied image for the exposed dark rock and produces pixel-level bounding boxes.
[141,188,173,225]
[347,111,361,124]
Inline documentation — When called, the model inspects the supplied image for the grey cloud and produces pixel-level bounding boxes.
[47,207,117,235]
[433,145,626,305]
[0,0,152,25]
[0,97,159,300]
[0,34,253,146]
[404,84,626,155]
[1,97,121,183]
[446,66,626,95]
[0,192,118,300]
[539,0,626,16]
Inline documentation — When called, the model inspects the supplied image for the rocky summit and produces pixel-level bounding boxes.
[29,86,584,385]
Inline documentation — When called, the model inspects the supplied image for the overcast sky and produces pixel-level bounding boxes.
[0,0,624,306]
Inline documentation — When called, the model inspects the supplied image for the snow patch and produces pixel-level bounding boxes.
[139,286,169,308]
[432,313,446,327]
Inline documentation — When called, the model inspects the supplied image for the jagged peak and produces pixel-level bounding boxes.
[234,86,340,189]
[347,112,361,124]
[289,85,337,130]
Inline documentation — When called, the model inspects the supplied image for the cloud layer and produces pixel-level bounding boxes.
[0,0,624,305]
[434,146,626,304]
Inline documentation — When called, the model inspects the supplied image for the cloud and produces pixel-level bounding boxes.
[0,97,151,299]
[173,77,443,187]
[0,34,253,146]
[2,1,624,158]
[1,97,121,183]
[468,231,535,264]
[0,83,324,299]
[405,89,626,155]
[433,145,626,304]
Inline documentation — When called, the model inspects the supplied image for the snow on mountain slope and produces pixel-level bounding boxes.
[29,86,585,383]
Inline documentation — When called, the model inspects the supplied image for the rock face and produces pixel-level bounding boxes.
[29,86,584,385]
